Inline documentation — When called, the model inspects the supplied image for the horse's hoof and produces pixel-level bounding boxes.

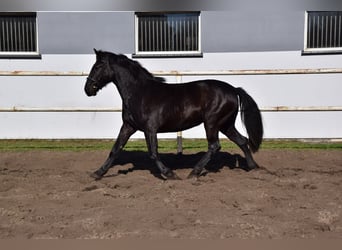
[187,171,199,179]
[170,173,182,180]
[90,171,103,180]
[187,168,208,179]
[162,171,181,180]
[245,163,259,172]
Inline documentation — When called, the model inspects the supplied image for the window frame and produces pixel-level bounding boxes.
[0,12,40,59]
[303,11,342,55]
[134,11,202,58]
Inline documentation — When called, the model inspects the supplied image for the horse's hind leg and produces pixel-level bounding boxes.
[222,127,258,170]
[144,131,180,180]
[188,128,221,179]
[187,140,221,178]
[90,122,136,180]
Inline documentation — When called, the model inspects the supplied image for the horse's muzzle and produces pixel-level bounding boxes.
[84,81,98,96]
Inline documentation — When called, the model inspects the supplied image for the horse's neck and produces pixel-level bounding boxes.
[113,71,143,105]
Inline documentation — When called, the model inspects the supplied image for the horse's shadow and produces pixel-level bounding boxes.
[104,150,250,179]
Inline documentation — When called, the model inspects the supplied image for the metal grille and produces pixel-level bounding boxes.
[136,12,200,53]
[306,11,342,49]
[0,13,37,52]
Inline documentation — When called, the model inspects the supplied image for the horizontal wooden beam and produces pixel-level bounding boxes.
[1,68,342,76]
[1,106,341,112]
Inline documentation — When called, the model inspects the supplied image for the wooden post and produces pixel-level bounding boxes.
[177,131,183,155]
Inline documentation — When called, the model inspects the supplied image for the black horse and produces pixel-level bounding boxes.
[85,49,263,180]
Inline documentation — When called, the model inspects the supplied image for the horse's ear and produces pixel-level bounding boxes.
[94,49,102,60]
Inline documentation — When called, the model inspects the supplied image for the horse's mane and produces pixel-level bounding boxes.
[111,53,165,82]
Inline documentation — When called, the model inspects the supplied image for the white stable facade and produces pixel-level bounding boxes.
[0,9,341,139]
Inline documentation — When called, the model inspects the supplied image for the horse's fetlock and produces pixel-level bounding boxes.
[209,141,221,152]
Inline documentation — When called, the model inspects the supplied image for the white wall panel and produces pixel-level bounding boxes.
[0,52,341,139]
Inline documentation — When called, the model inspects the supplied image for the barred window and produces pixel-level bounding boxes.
[135,12,201,57]
[0,12,39,56]
[304,11,342,53]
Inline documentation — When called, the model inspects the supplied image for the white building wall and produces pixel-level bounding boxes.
[0,51,341,139]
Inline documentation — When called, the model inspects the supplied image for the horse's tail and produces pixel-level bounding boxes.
[236,87,263,152]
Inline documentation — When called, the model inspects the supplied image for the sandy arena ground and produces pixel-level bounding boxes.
[0,148,341,239]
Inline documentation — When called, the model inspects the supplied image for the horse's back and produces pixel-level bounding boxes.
[152,79,238,109]
[186,79,238,104]
[160,79,237,96]
[144,79,239,132]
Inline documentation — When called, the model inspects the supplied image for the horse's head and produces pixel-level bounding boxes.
[84,49,114,96]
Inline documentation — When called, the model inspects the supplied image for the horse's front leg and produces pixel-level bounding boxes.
[144,131,181,180]
[90,122,136,180]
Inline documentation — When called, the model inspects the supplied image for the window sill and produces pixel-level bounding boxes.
[132,52,203,58]
[302,49,342,56]
[0,53,42,59]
